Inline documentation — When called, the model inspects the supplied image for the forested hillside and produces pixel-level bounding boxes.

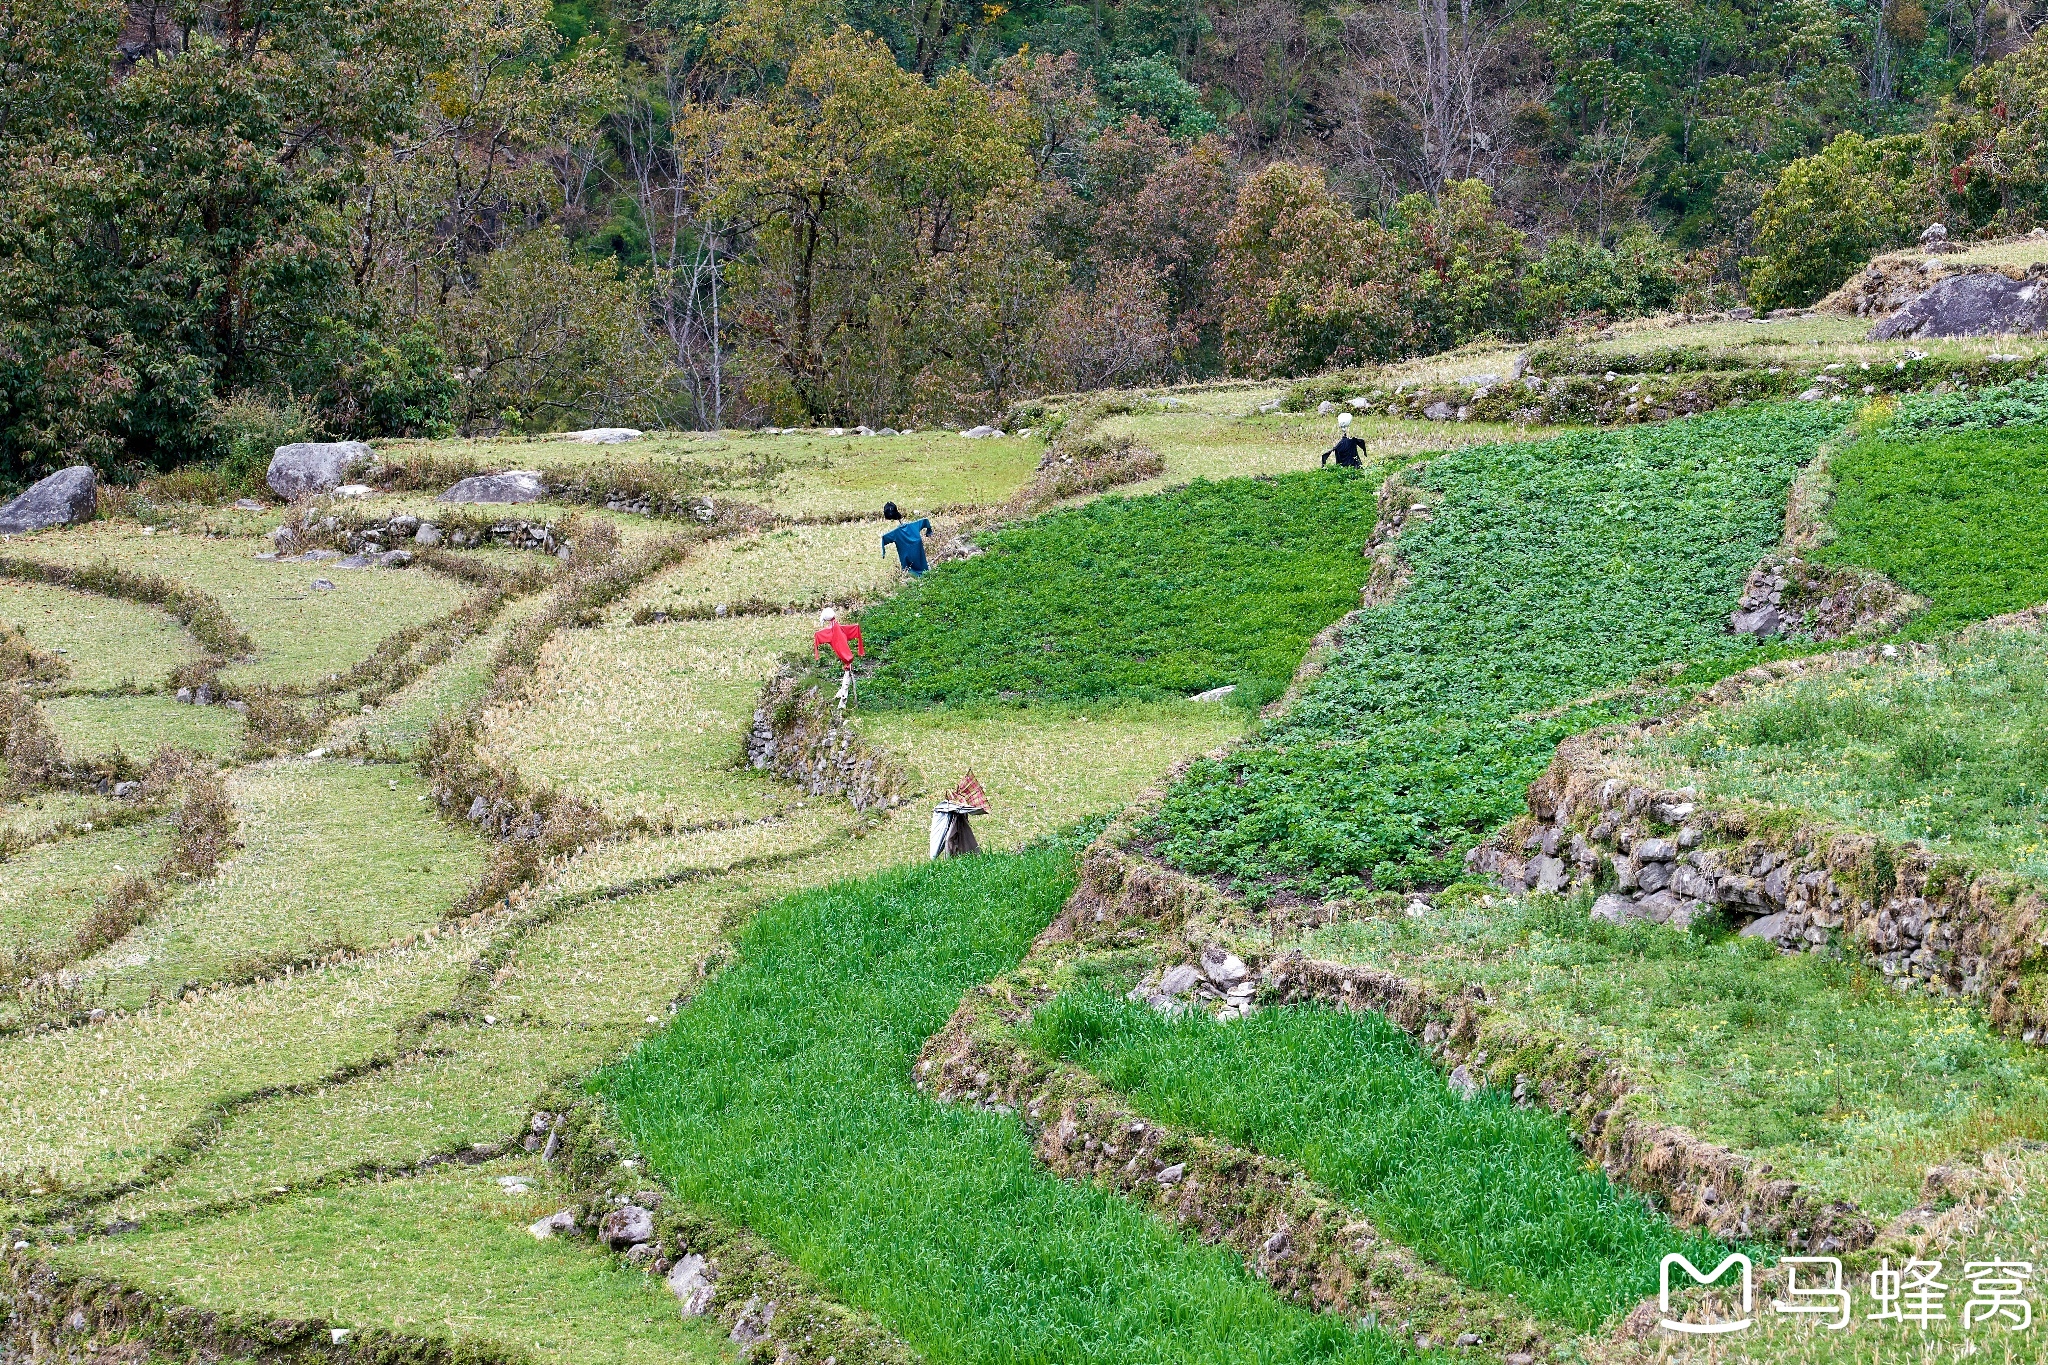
[4,0,2045,482]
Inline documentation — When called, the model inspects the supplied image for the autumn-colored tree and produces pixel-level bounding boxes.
[1929,37,2048,231]
[1217,161,1429,375]
[1085,117,1234,367]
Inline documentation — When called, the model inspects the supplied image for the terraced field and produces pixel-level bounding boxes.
[6,369,2047,1365]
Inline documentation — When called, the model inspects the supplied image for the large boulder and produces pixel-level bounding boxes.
[1868,271,2048,340]
[561,427,642,444]
[267,441,372,500]
[439,470,547,504]
[0,466,97,533]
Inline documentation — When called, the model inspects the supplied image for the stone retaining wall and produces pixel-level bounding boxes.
[744,669,911,812]
[1469,654,2048,1041]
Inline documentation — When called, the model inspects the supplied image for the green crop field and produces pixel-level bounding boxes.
[1147,402,1850,897]
[857,472,1383,710]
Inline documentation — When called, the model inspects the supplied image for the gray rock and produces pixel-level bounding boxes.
[1156,1163,1186,1184]
[1158,964,1202,997]
[333,484,375,499]
[729,1297,776,1347]
[1531,855,1568,894]
[1190,684,1237,702]
[1590,893,1636,925]
[1423,401,1455,421]
[1732,605,1781,637]
[414,523,443,546]
[467,795,489,822]
[667,1254,717,1317]
[1635,837,1676,863]
[1200,945,1249,987]
[599,1204,655,1249]
[1636,890,1699,928]
[379,549,414,568]
[527,1208,577,1240]
[267,442,371,500]
[0,466,98,533]
[336,554,373,569]
[1316,400,1338,415]
[233,497,266,511]
[1796,387,1827,402]
[1447,1065,1479,1100]
[562,428,643,444]
[1637,860,1671,894]
[440,470,547,504]
[1670,864,1715,901]
[1920,222,1949,247]
[1741,910,1791,941]
[310,577,336,591]
[959,424,1005,439]
[175,687,193,704]
[1869,272,2048,340]
[113,781,140,798]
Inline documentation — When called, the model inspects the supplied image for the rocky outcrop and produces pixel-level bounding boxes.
[1729,554,1921,639]
[744,668,912,811]
[1869,267,2048,340]
[440,470,548,504]
[0,466,98,533]
[1470,652,2048,1040]
[267,441,371,500]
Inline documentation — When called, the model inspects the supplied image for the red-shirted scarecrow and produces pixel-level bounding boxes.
[813,606,864,710]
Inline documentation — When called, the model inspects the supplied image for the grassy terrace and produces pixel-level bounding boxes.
[1027,987,1726,1330]
[3,522,470,690]
[66,1158,738,1365]
[0,579,203,691]
[1815,423,2048,635]
[1633,627,2048,882]
[603,846,1419,1365]
[1148,402,1850,896]
[68,759,484,1011]
[1289,890,2048,1216]
[376,427,1045,519]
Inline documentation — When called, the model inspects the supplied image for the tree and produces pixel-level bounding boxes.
[1217,161,1430,375]
[1393,177,1527,344]
[0,0,444,482]
[1742,131,1938,309]
[1930,37,2048,231]
[709,26,1037,421]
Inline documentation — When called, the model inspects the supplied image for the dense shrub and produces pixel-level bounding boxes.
[1741,133,1937,310]
[1518,229,1679,328]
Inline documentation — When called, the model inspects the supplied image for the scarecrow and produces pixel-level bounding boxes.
[1320,410,1366,468]
[812,606,864,710]
[881,505,934,575]
[930,771,989,859]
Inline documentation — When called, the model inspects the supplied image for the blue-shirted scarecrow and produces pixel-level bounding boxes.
[881,502,933,575]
